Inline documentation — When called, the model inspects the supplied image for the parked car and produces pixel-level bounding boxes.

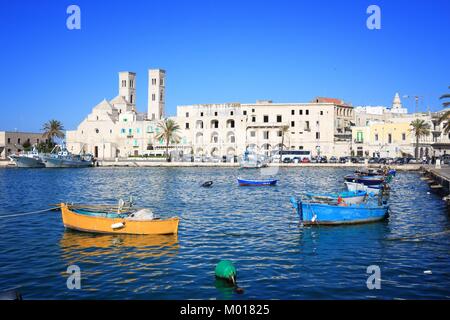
[329,156,338,163]
[311,156,318,163]
[283,158,292,163]
[292,157,301,163]
[339,156,348,163]
[368,157,379,164]
[301,157,310,163]
[319,156,328,163]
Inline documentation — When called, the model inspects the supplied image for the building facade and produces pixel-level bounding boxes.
[66,69,177,159]
[0,131,46,159]
[174,97,355,159]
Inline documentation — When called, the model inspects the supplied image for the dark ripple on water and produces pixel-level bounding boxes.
[0,167,449,299]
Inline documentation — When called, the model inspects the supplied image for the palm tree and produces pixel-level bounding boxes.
[155,119,181,161]
[437,86,450,133]
[42,120,65,141]
[279,125,289,156]
[409,119,431,159]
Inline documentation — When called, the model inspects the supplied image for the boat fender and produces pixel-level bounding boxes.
[111,222,125,230]
[215,260,244,294]
[201,181,213,188]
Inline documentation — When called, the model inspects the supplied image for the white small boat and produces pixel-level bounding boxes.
[42,144,93,168]
[8,147,45,168]
[345,181,382,195]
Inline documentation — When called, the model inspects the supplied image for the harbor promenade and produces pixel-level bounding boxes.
[0,158,423,170]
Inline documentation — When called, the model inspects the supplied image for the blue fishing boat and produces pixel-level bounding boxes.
[237,178,277,186]
[344,174,384,186]
[306,190,367,205]
[290,197,389,225]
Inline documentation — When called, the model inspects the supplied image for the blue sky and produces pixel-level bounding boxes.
[0,0,449,132]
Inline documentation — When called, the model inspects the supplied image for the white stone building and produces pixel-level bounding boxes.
[66,69,174,159]
[173,97,355,159]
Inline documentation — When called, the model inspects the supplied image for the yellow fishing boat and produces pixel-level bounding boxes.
[60,203,179,235]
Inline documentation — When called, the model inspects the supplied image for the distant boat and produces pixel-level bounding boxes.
[59,203,179,235]
[290,197,389,225]
[239,149,268,168]
[306,190,367,205]
[344,174,384,186]
[344,181,383,195]
[237,178,277,186]
[8,146,45,168]
[42,144,93,168]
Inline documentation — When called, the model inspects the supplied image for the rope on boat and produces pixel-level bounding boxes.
[385,229,450,241]
[0,207,58,218]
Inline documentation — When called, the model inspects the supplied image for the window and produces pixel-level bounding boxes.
[200,112,203,116]
[320,111,323,115]
[186,123,190,129]
[356,131,363,142]
[37,139,40,143]
[263,131,269,139]
[375,133,379,141]
[306,109,309,115]
[305,121,310,130]
[252,116,256,122]
[252,109,255,113]
[277,115,282,123]
[388,134,392,144]
[122,80,126,87]
[214,112,218,116]
[263,115,269,123]
[299,110,303,115]
[291,110,295,115]
[7,138,10,143]
[230,111,234,116]
[136,128,140,134]
[250,131,256,137]
[186,112,189,118]
[130,95,133,104]
[291,121,295,127]
[316,132,320,139]
[402,133,406,141]
[18,138,20,144]
[152,78,156,85]
[95,128,99,134]
[160,78,164,86]
[277,131,282,137]
[152,94,156,101]
[243,111,247,115]
[130,80,134,88]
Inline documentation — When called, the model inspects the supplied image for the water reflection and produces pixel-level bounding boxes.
[60,230,179,263]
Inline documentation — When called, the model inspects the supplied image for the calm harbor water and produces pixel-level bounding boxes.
[0,167,449,299]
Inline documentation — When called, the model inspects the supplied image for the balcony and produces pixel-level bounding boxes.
[247,122,289,129]
[354,139,364,144]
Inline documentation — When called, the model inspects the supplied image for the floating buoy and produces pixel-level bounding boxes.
[215,260,244,294]
[201,181,213,188]
[424,270,432,274]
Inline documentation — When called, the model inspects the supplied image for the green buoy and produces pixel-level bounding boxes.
[215,260,244,294]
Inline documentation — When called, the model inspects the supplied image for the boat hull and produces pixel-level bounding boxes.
[291,199,388,225]
[43,157,92,168]
[344,175,384,186]
[60,204,179,235]
[307,190,367,205]
[345,182,382,195]
[9,155,45,168]
[238,178,277,186]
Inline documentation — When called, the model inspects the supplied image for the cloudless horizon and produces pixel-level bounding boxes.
[1,0,449,132]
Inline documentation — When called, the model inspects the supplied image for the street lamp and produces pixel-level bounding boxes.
[403,94,423,115]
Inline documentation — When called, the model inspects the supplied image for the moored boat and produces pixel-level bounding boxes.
[8,146,45,168]
[344,181,383,195]
[59,203,179,235]
[344,174,384,186]
[290,197,389,225]
[306,190,367,205]
[42,144,93,168]
[237,178,277,186]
